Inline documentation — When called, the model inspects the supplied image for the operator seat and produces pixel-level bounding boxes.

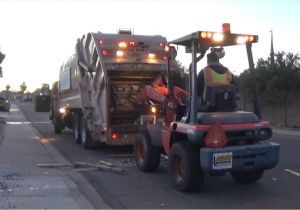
[199,84,237,112]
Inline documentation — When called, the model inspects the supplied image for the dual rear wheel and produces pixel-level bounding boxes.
[73,114,93,148]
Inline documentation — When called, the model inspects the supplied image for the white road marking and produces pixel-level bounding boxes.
[284,169,300,177]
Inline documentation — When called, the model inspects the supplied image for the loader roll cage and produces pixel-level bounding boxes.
[168,23,261,124]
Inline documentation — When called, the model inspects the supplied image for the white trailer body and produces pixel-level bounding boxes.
[51,30,183,147]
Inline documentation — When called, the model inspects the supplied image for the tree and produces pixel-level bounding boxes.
[237,51,300,126]
[41,83,50,95]
[5,85,10,91]
[20,82,27,93]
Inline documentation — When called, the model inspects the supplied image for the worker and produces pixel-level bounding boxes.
[196,52,239,99]
[152,74,169,96]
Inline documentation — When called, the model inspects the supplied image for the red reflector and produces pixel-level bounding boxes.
[101,50,108,56]
[111,133,119,140]
[204,124,227,147]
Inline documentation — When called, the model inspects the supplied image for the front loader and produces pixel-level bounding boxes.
[134,23,279,192]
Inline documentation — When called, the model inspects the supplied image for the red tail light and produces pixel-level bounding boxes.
[111,133,119,140]
[204,124,227,147]
[101,50,108,56]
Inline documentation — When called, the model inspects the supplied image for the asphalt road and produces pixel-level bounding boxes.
[16,101,300,209]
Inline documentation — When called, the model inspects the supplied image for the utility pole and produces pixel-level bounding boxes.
[270,30,275,68]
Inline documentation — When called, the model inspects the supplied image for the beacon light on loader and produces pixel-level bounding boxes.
[212,33,224,42]
[236,35,255,44]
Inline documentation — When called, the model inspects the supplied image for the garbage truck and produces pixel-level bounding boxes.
[50,29,185,148]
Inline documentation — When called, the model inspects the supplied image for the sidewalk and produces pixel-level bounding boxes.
[272,127,300,137]
[0,104,95,209]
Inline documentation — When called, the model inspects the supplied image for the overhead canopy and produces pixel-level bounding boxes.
[169,31,258,48]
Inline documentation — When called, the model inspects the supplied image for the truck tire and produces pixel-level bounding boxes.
[73,114,81,144]
[80,117,93,148]
[35,95,51,112]
[53,114,62,134]
[169,141,204,192]
[134,131,161,172]
[231,169,264,184]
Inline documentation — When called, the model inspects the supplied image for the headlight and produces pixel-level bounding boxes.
[257,128,272,140]
[59,108,65,114]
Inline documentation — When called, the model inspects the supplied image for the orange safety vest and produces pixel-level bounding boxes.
[203,66,232,87]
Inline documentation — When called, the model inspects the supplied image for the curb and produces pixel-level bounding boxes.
[273,128,300,137]
[17,104,111,209]
[0,123,6,145]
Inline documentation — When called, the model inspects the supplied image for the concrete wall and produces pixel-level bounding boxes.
[238,93,300,128]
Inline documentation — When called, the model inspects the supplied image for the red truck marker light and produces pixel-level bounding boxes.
[111,133,119,140]
[101,50,108,56]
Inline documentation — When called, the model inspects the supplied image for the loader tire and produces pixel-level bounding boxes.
[231,169,264,184]
[134,131,161,172]
[169,141,204,192]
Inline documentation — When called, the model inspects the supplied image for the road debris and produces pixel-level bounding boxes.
[72,168,98,172]
[35,161,125,174]
[99,160,115,167]
[284,169,300,177]
[109,154,134,158]
[74,162,125,174]
[35,163,74,168]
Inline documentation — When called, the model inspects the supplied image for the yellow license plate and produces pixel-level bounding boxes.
[213,152,232,169]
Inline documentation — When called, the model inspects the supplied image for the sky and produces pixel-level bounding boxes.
[0,0,299,92]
